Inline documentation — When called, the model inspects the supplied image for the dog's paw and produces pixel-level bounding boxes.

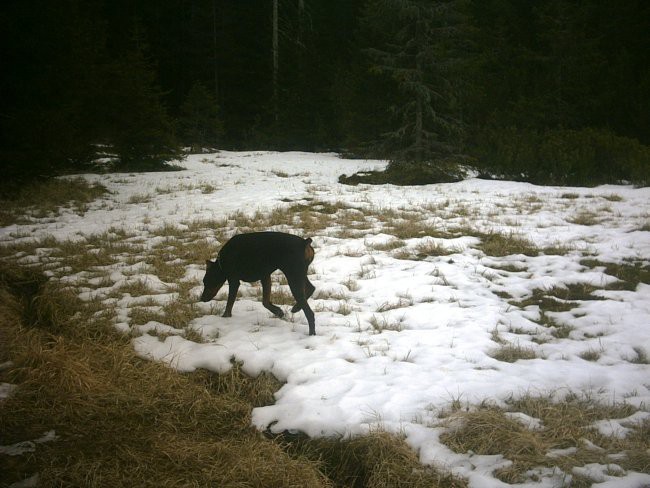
[222,312,232,318]
[291,304,302,313]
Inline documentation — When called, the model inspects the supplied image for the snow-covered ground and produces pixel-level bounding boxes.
[2,151,649,487]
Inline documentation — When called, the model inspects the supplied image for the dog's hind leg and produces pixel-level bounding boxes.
[223,280,240,317]
[286,273,316,335]
[261,274,284,318]
[291,277,315,313]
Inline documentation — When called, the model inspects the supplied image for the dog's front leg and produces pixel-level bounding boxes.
[261,274,284,318]
[223,280,240,317]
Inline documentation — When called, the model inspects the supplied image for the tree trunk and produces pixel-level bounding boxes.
[272,0,279,122]
[212,0,219,102]
[414,15,424,162]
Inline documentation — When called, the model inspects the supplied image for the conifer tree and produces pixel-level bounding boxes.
[362,0,469,164]
[102,29,180,170]
[178,82,224,152]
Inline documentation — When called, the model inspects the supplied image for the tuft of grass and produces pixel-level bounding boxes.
[343,276,360,292]
[375,295,412,312]
[369,238,406,252]
[569,211,600,226]
[602,193,623,202]
[414,240,460,259]
[386,220,452,240]
[627,346,649,365]
[490,342,539,362]
[144,254,186,283]
[475,232,540,257]
[159,299,200,329]
[199,182,217,193]
[579,348,601,362]
[441,405,546,460]
[550,322,574,339]
[115,278,159,297]
[127,193,152,204]
[368,313,406,332]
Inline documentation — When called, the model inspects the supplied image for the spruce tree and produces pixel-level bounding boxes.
[101,29,180,171]
[361,0,469,164]
[177,82,224,152]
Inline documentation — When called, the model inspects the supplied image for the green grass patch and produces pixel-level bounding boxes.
[510,287,580,313]
[581,259,650,291]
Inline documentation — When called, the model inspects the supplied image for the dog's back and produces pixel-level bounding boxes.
[220,232,312,281]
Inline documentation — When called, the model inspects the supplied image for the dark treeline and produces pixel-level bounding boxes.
[1,0,649,186]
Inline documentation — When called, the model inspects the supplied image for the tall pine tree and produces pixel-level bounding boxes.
[100,27,180,170]
[361,0,470,164]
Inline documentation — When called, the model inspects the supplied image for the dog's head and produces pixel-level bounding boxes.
[200,259,226,302]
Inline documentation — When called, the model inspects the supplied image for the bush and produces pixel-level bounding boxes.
[339,157,473,186]
[476,127,650,186]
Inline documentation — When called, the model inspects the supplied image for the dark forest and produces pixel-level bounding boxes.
[1,0,649,186]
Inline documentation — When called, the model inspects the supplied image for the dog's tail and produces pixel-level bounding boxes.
[304,237,315,264]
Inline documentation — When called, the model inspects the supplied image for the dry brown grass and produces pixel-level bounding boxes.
[490,342,539,362]
[441,395,649,485]
[0,262,462,487]
[0,177,109,226]
[0,268,330,487]
[284,430,466,488]
[368,238,406,252]
[475,232,540,257]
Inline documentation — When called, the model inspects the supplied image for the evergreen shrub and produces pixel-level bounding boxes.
[476,128,650,186]
[339,157,472,186]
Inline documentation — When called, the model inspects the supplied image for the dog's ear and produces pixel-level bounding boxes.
[304,237,312,245]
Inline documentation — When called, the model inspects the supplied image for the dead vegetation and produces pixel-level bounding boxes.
[440,395,649,485]
[0,262,461,487]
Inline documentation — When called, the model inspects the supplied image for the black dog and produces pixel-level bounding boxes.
[200,232,317,335]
